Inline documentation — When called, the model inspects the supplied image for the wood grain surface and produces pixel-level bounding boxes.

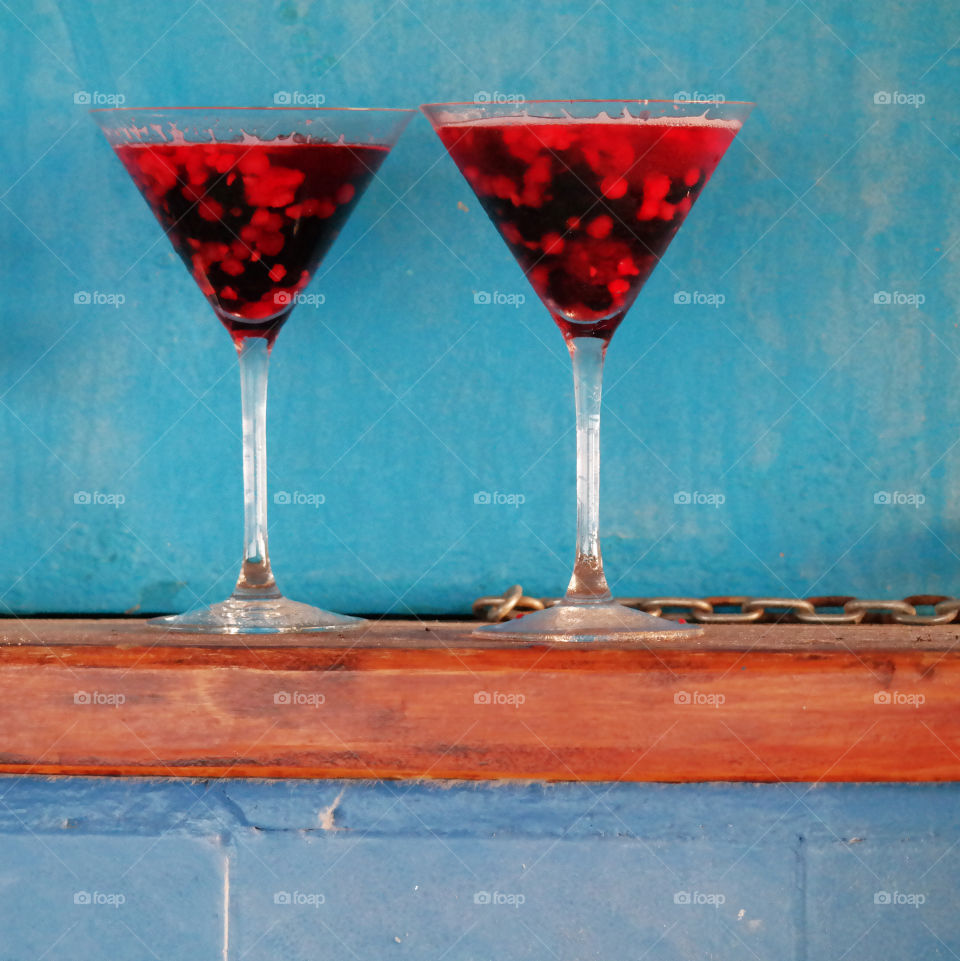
[0,619,956,781]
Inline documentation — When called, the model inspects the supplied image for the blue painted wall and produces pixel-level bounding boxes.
[0,777,958,960]
[0,0,957,614]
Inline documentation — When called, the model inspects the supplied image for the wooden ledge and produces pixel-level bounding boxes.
[1,619,958,781]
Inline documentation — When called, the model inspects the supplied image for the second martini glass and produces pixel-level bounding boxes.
[94,106,413,633]
[423,99,752,642]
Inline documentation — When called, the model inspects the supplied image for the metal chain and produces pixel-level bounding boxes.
[472,587,960,626]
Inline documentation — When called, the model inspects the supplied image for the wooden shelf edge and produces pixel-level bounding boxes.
[1,619,958,782]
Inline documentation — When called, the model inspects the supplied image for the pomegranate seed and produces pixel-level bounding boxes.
[238,152,269,175]
[601,176,628,199]
[643,172,671,201]
[636,200,659,221]
[542,232,565,255]
[197,199,224,222]
[586,215,613,239]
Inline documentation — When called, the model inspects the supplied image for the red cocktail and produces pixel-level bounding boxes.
[423,100,752,643]
[115,140,388,345]
[94,107,413,633]
[434,115,739,341]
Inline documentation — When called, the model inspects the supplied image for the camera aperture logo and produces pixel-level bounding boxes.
[474,690,526,708]
[474,890,525,907]
[74,690,125,707]
[474,290,525,308]
[674,690,725,708]
[74,890,125,907]
[873,690,925,708]
[474,490,525,508]
[274,491,325,508]
[74,290,125,308]
[273,691,325,707]
[874,890,925,907]
[873,491,924,508]
[273,890,325,907]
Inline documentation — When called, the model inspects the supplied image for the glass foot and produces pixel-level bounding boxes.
[474,600,702,645]
[149,595,364,635]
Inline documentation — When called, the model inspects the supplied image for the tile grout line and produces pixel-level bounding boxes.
[222,848,231,961]
[795,832,807,961]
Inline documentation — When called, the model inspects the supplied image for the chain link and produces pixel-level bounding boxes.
[471,589,960,625]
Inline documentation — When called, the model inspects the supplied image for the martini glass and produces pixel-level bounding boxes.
[422,99,752,642]
[93,106,413,633]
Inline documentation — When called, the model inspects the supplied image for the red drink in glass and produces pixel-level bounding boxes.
[435,116,738,340]
[116,140,388,345]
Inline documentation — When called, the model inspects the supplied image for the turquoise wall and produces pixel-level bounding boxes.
[0,0,957,614]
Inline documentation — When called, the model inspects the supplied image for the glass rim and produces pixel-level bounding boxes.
[421,97,755,108]
[89,105,416,114]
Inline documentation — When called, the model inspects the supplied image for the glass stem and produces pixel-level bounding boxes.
[564,335,613,604]
[232,336,280,598]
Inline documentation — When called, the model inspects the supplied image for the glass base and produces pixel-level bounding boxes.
[148,595,364,635]
[474,600,702,645]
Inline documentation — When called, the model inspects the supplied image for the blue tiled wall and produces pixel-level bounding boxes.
[0,778,957,960]
[1,1,957,613]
